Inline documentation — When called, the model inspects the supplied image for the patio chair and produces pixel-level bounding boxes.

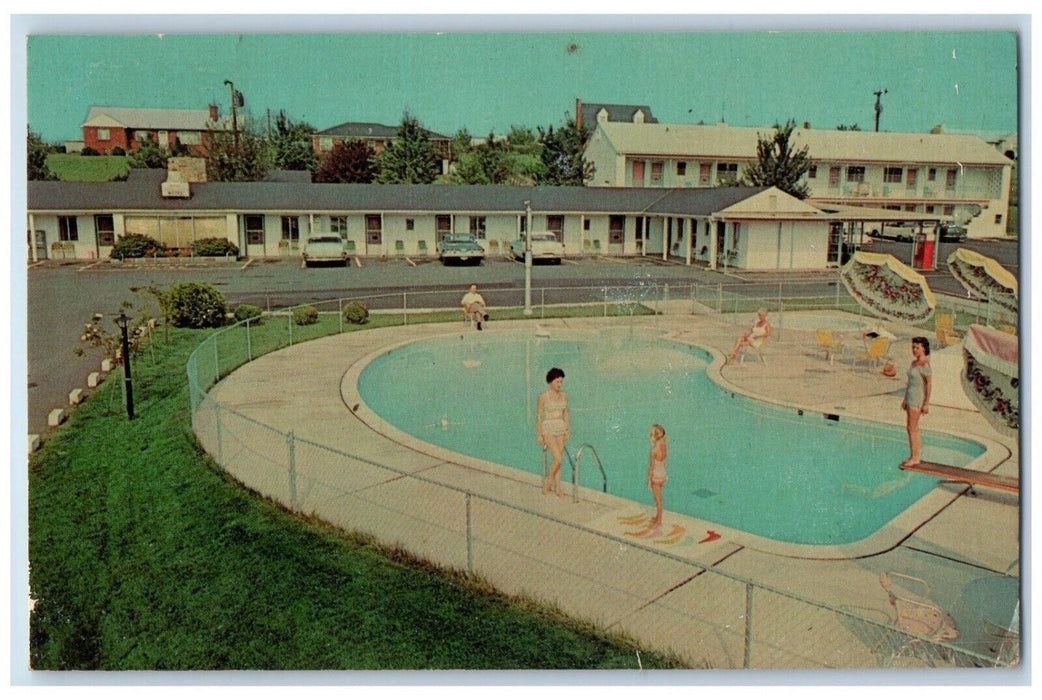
[935,312,962,347]
[738,335,768,366]
[876,571,959,666]
[815,328,845,364]
[487,239,499,255]
[856,336,891,368]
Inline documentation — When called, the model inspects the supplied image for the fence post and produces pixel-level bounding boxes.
[603,288,608,317]
[466,492,473,573]
[213,335,220,384]
[744,582,754,669]
[246,317,253,362]
[288,309,294,346]
[403,291,408,326]
[540,287,545,319]
[287,430,298,512]
[338,298,344,334]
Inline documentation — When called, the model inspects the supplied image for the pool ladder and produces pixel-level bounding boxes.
[543,443,608,503]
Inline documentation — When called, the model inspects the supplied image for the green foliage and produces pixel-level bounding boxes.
[191,237,239,257]
[836,124,861,131]
[111,233,162,259]
[80,146,100,156]
[375,114,440,184]
[111,146,126,156]
[740,119,811,199]
[28,128,58,181]
[314,139,377,183]
[128,134,171,169]
[292,305,319,326]
[270,111,318,173]
[206,117,272,182]
[163,283,227,328]
[537,118,593,185]
[341,301,369,325]
[233,304,264,324]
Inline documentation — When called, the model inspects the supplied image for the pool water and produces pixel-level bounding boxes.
[358,330,985,545]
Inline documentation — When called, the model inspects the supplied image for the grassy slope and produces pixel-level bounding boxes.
[46,153,129,181]
[28,322,681,671]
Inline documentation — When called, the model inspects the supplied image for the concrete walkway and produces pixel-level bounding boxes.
[196,308,1019,669]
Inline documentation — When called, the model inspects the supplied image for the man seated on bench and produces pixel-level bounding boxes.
[461,284,490,331]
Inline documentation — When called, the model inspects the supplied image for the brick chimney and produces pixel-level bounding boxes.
[209,103,219,121]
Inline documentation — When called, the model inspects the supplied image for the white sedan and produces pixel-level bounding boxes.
[510,232,564,264]
[302,236,349,266]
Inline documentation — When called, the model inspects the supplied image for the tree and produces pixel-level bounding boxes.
[27,128,57,181]
[314,139,377,183]
[128,134,171,169]
[740,119,811,199]
[270,111,317,173]
[206,118,271,182]
[536,118,593,186]
[836,124,861,131]
[375,114,439,184]
[448,132,513,184]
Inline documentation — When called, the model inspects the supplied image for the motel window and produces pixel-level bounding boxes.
[635,217,648,242]
[846,166,865,183]
[925,205,935,214]
[883,167,903,183]
[699,163,711,185]
[281,216,300,242]
[650,161,664,184]
[245,214,265,244]
[906,168,918,188]
[904,205,917,213]
[366,215,383,245]
[330,216,348,237]
[807,165,817,179]
[58,216,79,242]
[676,162,687,176]
[609,215,625,244]
[546,215,564,240]
[436,214,453,241]
[97,128,110,141]
[943,205,954,216]
[405,218,415,231]
[95,215,115,246]
[716,163,738,184]
[583,219,591,231]
[828,166,841,186]
[928,168,937,181]
[995,214,1004,225]
[946,169,958,189]
[469,217,487,240]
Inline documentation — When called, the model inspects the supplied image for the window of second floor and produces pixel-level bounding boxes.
[676,162,687,176]
[846,166,865,183]
[650,161,664,184]
[716,163,738,183]
[699,163,711,185]
[883,166,903,183]
[946,169,958,188]
[807,165,817,179]
[828,167,841,186]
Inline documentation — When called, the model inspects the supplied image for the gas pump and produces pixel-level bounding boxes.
[912,226,936,271]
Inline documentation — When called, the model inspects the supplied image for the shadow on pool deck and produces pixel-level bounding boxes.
[201,308,1019,669]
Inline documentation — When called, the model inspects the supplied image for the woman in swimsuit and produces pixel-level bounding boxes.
[536,367,570,497]
[900,336,932,468]
[647,424,668,529]
[727,308,771,363]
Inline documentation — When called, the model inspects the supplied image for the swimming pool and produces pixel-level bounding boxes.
[357,330,985,545]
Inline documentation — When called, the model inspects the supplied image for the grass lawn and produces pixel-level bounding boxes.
[46,153,130,181]
[28,312,683,671]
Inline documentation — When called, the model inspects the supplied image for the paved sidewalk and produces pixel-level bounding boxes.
[197,308,1019,668]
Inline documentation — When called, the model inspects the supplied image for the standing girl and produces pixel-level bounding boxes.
[647,424,668,529]
[536,367,570,497]
[900,337,932,467]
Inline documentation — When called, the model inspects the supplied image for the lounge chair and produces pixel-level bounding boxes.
[935,312,962,347]
[815,328,845,364]
[876,571,959,666]
[856,336,891,368]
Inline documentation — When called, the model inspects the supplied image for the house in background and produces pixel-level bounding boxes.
[575,98,658,131]
[584,121,1013,239]
[312,121,453,174]
[80,105,233,155]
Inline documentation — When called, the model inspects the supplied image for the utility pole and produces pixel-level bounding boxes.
[224,80,242,148]
[523,200,533,315]
[874,88,888,132]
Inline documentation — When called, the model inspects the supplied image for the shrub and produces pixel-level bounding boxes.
[342,301,370,325]
[80,146,99,156]
[111,146,126,156]
[111,233,162,259]
[233,304,264,324]
[192,237,239,257]
[292,305,319,326]
[163,282,227,328]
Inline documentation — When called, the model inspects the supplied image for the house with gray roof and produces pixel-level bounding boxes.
[575,99,658,131]
[584,121,1014,239]
[313,121,453,174]
[30,166,902,271]
[80,105,233,156]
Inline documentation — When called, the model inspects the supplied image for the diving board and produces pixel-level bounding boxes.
[899,461,1019,494]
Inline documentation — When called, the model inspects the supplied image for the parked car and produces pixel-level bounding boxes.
[939,224,968,242]
[509,232,565,263]
[437,233,485,265]
[301,235,349,266]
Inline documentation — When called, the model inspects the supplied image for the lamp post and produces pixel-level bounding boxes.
[224,79,241,149]
[873,88,887,132]
[115,312,134,420]
[523,200,533,316]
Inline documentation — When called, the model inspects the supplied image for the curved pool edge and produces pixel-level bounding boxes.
[341,322,1011,561]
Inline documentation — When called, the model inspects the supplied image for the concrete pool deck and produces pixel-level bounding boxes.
[201,308,1020,668]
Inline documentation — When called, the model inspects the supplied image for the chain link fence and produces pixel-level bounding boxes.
[186,282,1017,669]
